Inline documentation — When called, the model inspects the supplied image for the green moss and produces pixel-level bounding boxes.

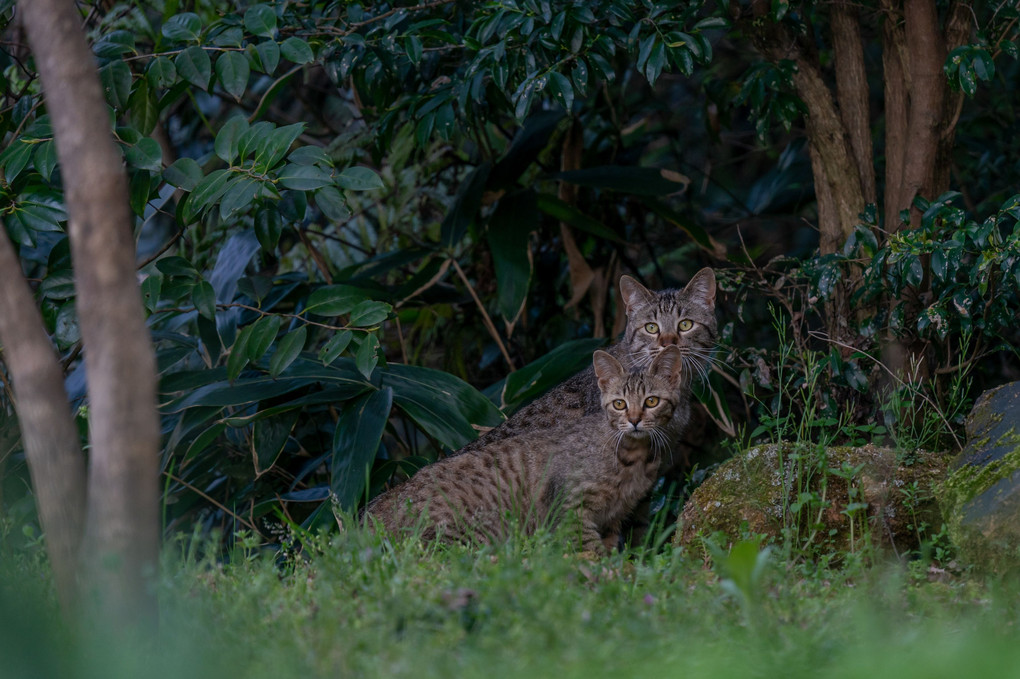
[939,427,1020,573]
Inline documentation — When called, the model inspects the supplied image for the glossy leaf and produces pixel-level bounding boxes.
[99,60,132,109]
[487,189,536,323]
[354,334,380,379]
[306,285,368,316]
[280,37,314,64]
[254,205,283,252]
[125,137,163,172]
[383,363,505,450]
[247,315,282,362]
[348,300,392,327]
[252,40,281,74]
[192,280,217,320]
[269,326,307,377]
[336,166,384,191]
[215,116,249,165]
[175,45,212,90]
[502,337,606,411]
[162,12,202,42]
[164,157,203,191]
[216,51,250,99]
[331,387,392,510]
[278,164,333,190]
[244,4,277,38]
[319,330,353,365]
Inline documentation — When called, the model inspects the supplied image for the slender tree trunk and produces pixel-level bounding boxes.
[0,228,87,614]
[19,0,161,625]
[832,0,876,205]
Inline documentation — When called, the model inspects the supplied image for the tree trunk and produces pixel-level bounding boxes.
[0,228,87,614]
[19,0,161,625]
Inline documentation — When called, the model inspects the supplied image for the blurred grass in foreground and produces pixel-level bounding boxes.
[2,526,1020,679]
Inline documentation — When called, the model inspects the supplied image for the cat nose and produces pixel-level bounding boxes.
[659,333,679,346]
[628,415,641,428]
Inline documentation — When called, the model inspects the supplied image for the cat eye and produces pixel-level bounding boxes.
[612,399,627,410]
[644,396,660,408]
[644,322,659,334]
[678,319,693,332]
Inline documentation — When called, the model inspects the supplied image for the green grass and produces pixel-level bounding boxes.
[4,525,1020,679]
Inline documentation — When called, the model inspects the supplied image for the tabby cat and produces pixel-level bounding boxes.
[363,346,685,554]
[459,268,717,478]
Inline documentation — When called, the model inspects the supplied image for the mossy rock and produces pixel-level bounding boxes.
[675,443,951,556]
[939,381,1020,574]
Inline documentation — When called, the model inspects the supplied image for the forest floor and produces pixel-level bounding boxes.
[3,524,1020,679]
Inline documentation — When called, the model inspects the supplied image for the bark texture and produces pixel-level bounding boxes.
[19,0,160,624]
[0,229,87,613]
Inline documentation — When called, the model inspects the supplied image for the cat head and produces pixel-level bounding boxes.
[617,268,717,384]
[593,346,683,435]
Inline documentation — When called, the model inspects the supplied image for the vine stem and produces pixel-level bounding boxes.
[450,257,515,372]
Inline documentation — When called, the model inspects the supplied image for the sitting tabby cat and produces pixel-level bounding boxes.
[363,346,685,554]
[456,269,717,541]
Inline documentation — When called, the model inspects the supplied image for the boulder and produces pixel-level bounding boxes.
[675,443,950,556]
[939,381,1020,573]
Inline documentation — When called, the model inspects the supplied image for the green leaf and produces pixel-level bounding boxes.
[405,35,423,65]
[39,269,75,300]
[253,409,300,475]
[535,193,622,243]
[554,165,690,196]
[183,168,232,221]
[547,71,574,111]
[315,186,351,222]
[247,315,282,362]
[441,162,491,247]
[219,177,263,219]
[99,60,132,109]
[237,121,274,162]
[257,123,305,170]
[192,280,216,320]
[501,337,606,411]
[288,146,331,166]
[349,300,392,327]
[227,324,253,382]
[164,157,203,190]
[162,12,202,42]
[354,333,380,379]
[215,51,250,100]
[336,166,384,191]
[280,36,314,64]
[155,256,199,278]
[278,163,333,190]
[306,285,368,316]
[269,325,307,377]
[215,116,249,165]
[0,139,33,183]
[319,330,353,365]
[251,40,281,74]
[331,387,392,510]
[254,205,283,252]
[32,141,57,182]
[125,137,163,172]
[382,363,504,450]
[146,56,177,89]
[487,189,535,323]
[127,80,159,136]
[175,45,212,90]
[244,4,277,38]
[141,274,162,313]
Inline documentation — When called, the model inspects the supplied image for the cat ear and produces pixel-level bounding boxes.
[682,268,716,308]
[619,275,656,312]
[650,345,683,386]
[592,350,624,388]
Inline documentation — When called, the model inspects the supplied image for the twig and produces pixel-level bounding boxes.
[807,330,963,451]
[164,470,262,534]
[295,227,334,284]
[450,257,515,372]
[138,230,184,269]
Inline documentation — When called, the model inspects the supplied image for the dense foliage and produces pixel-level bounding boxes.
[1,0,1019,549]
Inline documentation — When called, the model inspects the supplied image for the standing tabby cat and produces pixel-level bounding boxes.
[363,346,685,554]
